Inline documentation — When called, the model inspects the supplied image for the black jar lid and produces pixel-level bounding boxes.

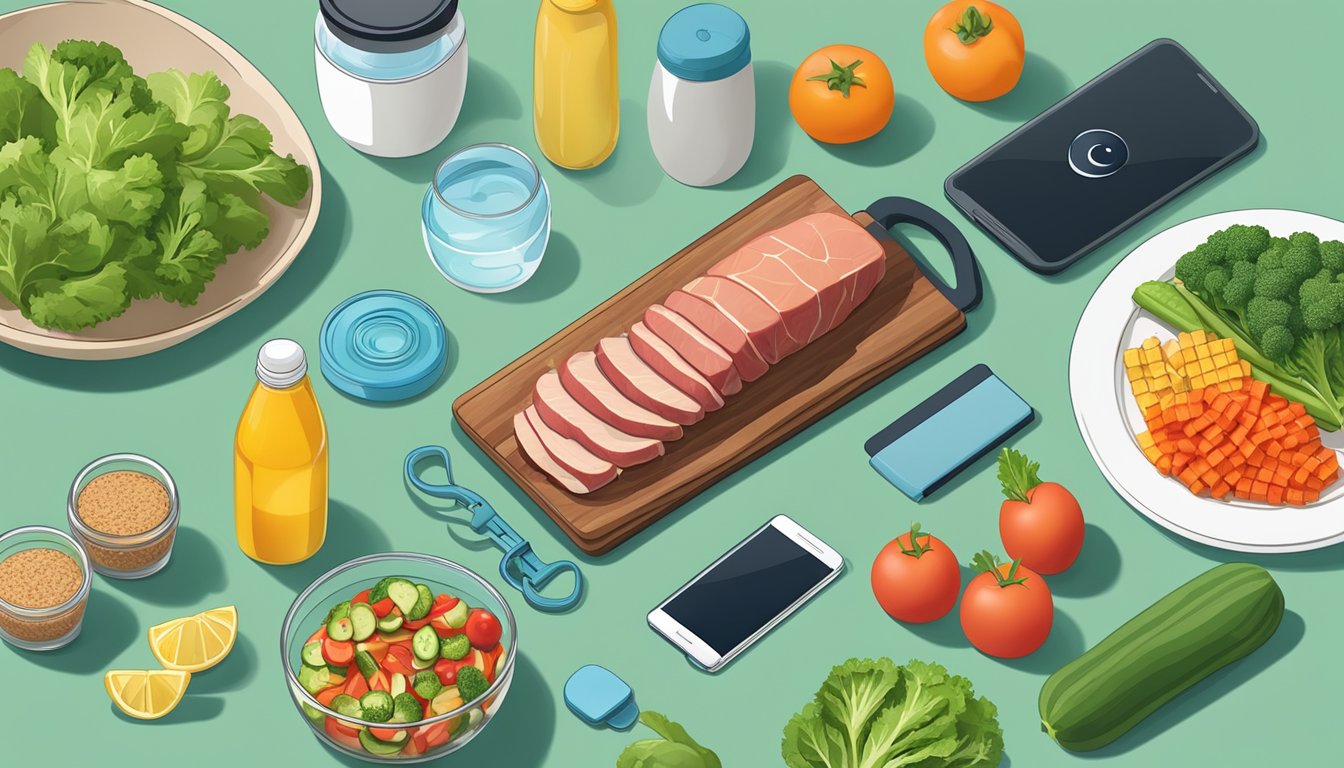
[320,0,459,54]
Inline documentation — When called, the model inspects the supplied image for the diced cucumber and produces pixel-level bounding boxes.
[325,600,351,625]
[386,580,419,616]
[376,613,404,633]
[453,707,483,738]
[327,616,354,642]
[439,634,470,661]
[358,729,405,756]
[302,702,325,724]
[441,599,469,629]
[390,672,408,698]
[298,664,331,695]
[302,641,325,667]
[354,650,379,680]
[408,584,434,620]
[349,603,376,642]
[359,690,394,723]
[412,653,436,671]
[392,693,422,724]
[330,693,363,719]
[412,626,439,662]
[413,670,442,700]
[368,577,399,605]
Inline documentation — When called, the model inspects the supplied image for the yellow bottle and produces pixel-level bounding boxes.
[234,339,328,565]
[534,0,619,170]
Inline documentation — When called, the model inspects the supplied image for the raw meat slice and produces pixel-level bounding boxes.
[522,406,617,487]
[665,289,769,381]
[627,322,724,412]
[513,410,614,494]
[594,336,705,425]
[533,370,664,468]
[643,304,743,396]
[682,275,794,363]
[559,351,684,441]
[709,212,886,346]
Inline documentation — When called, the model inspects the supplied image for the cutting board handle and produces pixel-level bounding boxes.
[865,197,982,312]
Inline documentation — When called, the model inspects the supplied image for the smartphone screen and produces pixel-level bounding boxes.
[946,39,1258,273]
[661,525,833,655]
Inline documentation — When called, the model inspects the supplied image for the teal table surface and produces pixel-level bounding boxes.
[1,1,1338,766]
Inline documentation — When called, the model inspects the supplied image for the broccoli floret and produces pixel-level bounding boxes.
[454,666,489,703]
[1257,239,1288,270]
[1321,240,1344,274]
[1203,267,1230,296]
[1174,244,1220,290]
[1260,325,1295,360]
[1253,268,1299,301]
[1288,231,1322,251]
[1222,260,1257,309]
[1283,242,1324,283]
[1300,278,1344,330]
[1246,296,1294,359]
[1207,224,1273,264]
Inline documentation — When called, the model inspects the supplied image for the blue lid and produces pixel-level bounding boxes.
[657,4,751,82]
[320,290,447,402]
[564,665,638,730]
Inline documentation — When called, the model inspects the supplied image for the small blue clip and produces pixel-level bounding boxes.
[404,446,584,613]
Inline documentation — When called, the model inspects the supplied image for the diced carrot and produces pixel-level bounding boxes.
[1251,481,1270,501]
[1267,485,1285,506]
[1211,480,1232,499]
[1286,489,1305,505]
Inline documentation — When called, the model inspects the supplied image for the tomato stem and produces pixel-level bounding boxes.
[805,58,867,99]
[971,550,1030,588]
[897,522,935,559]
[950,5,994,45]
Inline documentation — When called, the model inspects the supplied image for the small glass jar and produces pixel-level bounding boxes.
[314,0,469,157]
[421,143,552,293]
[67,454,179,579]
[0,526,92,651]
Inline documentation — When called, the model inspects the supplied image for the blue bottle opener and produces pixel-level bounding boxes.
[405,446,584,612]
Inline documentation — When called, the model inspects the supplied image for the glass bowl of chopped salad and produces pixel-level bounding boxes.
[282,552,517,763]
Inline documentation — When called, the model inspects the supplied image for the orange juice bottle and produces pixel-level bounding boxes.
[234,339,328,564]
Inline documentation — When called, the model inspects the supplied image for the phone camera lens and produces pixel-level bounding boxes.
[1068,129,1129,178]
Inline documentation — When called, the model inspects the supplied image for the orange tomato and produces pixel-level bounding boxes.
[924,1,1025,102]
[789,45,894,144]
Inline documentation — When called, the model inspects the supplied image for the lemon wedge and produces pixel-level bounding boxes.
[105,670,190,720]
[149,605,238,673]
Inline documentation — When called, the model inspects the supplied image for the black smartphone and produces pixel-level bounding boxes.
[945,39,1259,274]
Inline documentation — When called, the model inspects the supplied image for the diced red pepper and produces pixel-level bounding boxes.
[352,589,371,605]
[382,644,417,677]
[426,595,460,620]
[344,671,370,699]
[305,626,328,645]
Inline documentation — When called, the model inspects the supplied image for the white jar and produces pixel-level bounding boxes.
[648,4,754,187]
[314,0,468,158]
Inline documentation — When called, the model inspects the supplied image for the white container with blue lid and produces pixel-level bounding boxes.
[319,291,448,402]
[648,3,754,187]
[314,0,468,157]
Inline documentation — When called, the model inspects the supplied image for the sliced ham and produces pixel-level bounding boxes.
[708,212,885,346]
[522,406,617,487]
[682,275,793,364]
[664,289,769,381]
[559,351,683,441]
[643,304,743,396]
[594,336,705,425]
[627,322,724,413]
[533,370,664,468]
[513,410,614,494]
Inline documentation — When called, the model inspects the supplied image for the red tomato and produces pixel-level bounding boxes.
[1000,482,1085,574]
[959,552,1053,658]
[427,596,460,620]
[352,589,371,605]
[435,658,463,686]
[322,637,354,667]
[370,597,396,618]
[870,523,961,623]
[465,608,502,650]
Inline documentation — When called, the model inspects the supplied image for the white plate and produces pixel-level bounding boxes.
[1070,209,1344,553]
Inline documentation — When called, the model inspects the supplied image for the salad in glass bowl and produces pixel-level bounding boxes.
[282,553,516,763]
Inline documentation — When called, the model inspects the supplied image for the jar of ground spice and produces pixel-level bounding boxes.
[0,526,92,651]
[67,454,179,579]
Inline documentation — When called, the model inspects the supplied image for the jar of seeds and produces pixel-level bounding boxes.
[67,454,179,579]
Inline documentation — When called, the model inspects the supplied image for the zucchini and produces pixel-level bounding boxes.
[1040,563,1283,752]
[408,584,434,620]
[412,626,439,662]
[386,580,419,616]
[376,613,404,633]
[349,603,377,642]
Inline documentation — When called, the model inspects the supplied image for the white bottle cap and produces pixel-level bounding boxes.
[256,339,307,388]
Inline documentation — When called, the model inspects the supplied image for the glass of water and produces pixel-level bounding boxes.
[421,143,551,293]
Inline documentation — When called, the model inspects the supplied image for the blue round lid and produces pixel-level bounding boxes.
[320,290,447,402]
[657,4,751,82]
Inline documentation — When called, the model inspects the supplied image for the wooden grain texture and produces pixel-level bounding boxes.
[454,176,965,555]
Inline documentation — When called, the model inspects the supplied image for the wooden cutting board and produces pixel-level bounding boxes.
[454,176,966,555]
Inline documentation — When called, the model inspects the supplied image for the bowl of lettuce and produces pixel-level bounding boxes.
[782,658,1004,768]
[0,0,318,359]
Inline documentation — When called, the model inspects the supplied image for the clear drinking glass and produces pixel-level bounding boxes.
[421,143,551,293]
